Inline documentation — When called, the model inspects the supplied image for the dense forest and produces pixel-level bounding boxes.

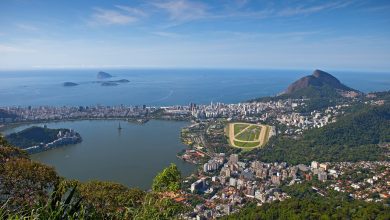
[5,126,68,149]
[223,182,390,220]
[245,104,390,164]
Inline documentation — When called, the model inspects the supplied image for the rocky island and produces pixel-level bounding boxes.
[63,82,79,87]
[5,126,82,154]
[97,71,113,79]
[97,79,129,86]
[101,82,118,86]
[114,79,130,83]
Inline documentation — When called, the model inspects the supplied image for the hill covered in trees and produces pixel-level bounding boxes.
[5,126,69,149]
[246,104,390,164]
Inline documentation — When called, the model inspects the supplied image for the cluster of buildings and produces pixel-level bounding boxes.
[190,100,295,120]
[0,105,153,123]
[186,154,295,219]
[1,100,348,138]
[168,100,349,136]
[185,154,390,219]
[326,161,390,202]
[25,129,82,153]
[277,105,349,134]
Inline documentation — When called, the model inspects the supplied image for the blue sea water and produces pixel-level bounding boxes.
[0,69,389,107]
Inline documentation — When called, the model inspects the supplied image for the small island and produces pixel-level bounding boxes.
[99,79,129,86]
[101,82,119,86]
[114,79,130,83]
[97,71,113,79]
[63,82,79,87]
[5,126,82,154]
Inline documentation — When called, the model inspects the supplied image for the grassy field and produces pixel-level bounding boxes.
[234,123,250,134]
[233,140,261,148]
[228,122,271,149]
[235,125,261,141]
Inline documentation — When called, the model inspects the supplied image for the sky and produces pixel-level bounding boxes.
[0,0,390,71]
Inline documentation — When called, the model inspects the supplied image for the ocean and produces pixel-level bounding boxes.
[0,69,389,107]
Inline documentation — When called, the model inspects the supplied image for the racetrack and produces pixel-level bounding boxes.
[228,122,270,149]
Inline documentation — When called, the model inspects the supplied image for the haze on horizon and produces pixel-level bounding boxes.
[0,0,390,72]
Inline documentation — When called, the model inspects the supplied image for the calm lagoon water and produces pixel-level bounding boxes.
[2,120,194,189]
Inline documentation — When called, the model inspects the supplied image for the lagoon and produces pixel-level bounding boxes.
[2,120,195,190]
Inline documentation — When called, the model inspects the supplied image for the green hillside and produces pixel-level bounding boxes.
[5,126,67,149]
[247,104,390,164]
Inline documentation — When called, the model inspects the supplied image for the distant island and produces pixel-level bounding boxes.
[101,82,118,86]
[5,126,82,154]
[98,79,129,86]
[115,79,130,83]
[97,71,113,79]
[61,73,129,87]
[63,82,79,87]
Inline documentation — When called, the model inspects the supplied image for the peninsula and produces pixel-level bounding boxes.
[5,126,82,154]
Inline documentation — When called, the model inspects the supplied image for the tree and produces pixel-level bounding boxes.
[75,180,145,219]
[132,192,187,220]
[152,164,181,192]
[0,136,28,163]
[1,158,59,210]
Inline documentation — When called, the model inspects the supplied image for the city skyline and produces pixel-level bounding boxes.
[1,0,390,71]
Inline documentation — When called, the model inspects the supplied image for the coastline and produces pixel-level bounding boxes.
[0,116,192,132]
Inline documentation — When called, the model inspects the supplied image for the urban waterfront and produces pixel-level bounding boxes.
[2,119,195,189]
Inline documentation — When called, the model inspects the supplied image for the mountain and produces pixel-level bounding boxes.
[97,71,113,79]
[283,69,359,98]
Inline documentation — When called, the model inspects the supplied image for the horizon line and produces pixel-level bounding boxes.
[0,66,389,73]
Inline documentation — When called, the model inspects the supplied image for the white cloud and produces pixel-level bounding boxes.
[115,5,147,17]
[151,0,208,22]
[151,31,182,38]
[277,1,352,17]
[90,8,139,25]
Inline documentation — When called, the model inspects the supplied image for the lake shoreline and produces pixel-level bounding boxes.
[2,119,197,189]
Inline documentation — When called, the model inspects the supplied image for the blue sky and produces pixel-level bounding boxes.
[0,0,390,71]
